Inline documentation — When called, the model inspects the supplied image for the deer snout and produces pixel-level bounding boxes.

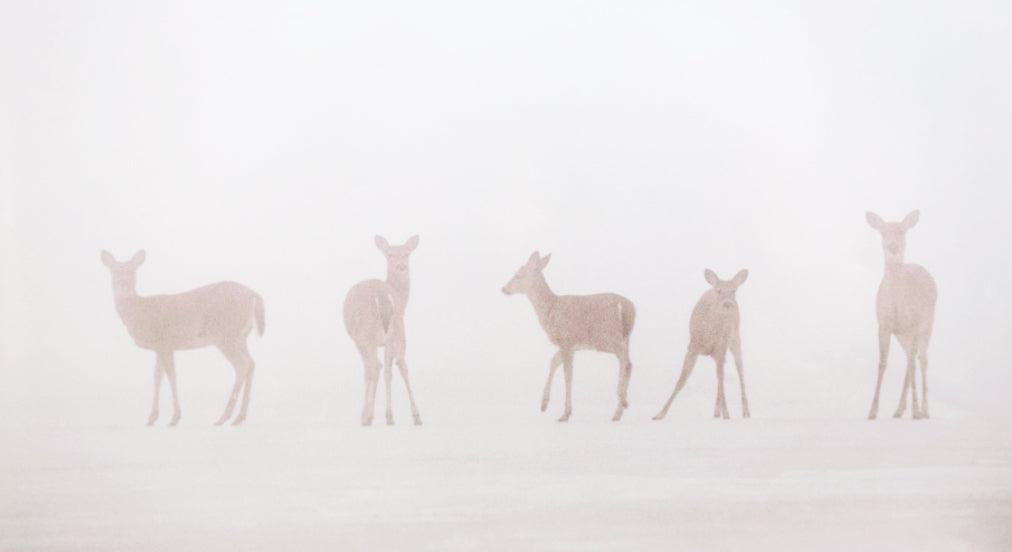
[501,287,510,295]
[722,300,736,309]
[887,244,901,255]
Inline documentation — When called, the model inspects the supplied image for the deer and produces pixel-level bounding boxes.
[343,235,422,426]
[100,250,264,426]
[654,269,750,421]
[865,210,937,420]
[502,251,636,422]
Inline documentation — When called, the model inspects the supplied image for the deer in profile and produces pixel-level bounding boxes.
[654,269,750,421]
[502,252,636,422]
[101,250,264,426]
[866,210,937,420]
[344,235,422,426]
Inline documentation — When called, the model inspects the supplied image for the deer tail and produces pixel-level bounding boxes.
[254,294,265,337]
[619,298,636,342]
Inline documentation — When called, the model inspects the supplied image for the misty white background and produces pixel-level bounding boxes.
[2,2,1011,430]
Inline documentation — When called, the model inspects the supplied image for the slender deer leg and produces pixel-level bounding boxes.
[358,344,381,426]
[215,342,246,425]
[918,336,930,419]
[868,327,891,419]
[714,355,729,419]
[148,358,164,426]
[558,349,574,422]
[542,351,562,412]
[160,351,181,426]
[907,337,922,419]
[893,335,915,418]
[231,341,255,426]
[383,346,395,425]
[654,351,699,421]
[395,356,422,425]
[730,336,749,418]
[612,348,632,422]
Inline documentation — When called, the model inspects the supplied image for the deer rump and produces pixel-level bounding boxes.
[343,279,401,342]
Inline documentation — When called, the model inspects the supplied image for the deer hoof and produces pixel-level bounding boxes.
[231,416,245,426]
[557,414,570,423]
[413,416,422,426]
[168,416,180,427]
[892,410,904,419]
[540,399,549,412]
[386,413,395,425]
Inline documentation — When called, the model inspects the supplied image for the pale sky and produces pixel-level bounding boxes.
[2,2,1011,427]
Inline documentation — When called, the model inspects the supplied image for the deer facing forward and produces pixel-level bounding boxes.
[866,210,937,420]
[101,250,264,426]
[344,235,422,426]
[654,269,750,420]
[502,252,636,422]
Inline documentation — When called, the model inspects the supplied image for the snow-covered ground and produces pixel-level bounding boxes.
[3,417,1010,551]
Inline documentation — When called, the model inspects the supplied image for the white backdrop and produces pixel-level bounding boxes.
[3,2,1011,429]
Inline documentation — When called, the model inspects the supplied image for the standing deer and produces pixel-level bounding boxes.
[866,210,937,420]
[654,269,750,421]
[344,235,422,426]
[101,250,264,426]
[502,251,636,422]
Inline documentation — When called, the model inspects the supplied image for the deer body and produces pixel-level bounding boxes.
[101,250,264,426]
[654,269,750,420]
[866,210,937,420]
[343,235,421,426]
[503,252,635,422]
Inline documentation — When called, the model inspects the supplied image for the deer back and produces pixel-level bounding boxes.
[544,293,634,353]
[117,281,260,351]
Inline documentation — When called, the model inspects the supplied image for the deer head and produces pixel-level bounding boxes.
[502,251,552,295]
[704,268,748,310]
[101,250,146,299]
[866,210,919,264]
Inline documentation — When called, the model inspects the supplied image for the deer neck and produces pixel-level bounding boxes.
[882,255,906,277]
[111,289,144,327]
[526,272,558,328]
[385,268,411,307]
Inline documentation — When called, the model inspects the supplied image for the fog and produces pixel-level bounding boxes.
[2,2,1011,549]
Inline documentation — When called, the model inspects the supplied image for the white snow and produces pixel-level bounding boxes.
[3,417,1010,551]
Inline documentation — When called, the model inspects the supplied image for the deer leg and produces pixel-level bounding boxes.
[396,356,422,425]
[231,342,255,426]
[654,351,699,420]
[215,343,247,425]
[908,337,922,419]
[868,327,891,420]
[148,357,164,426]
[918,337,930,419]
[358,344,381,426]
[160,351,181,426]
[383,347,395,425]
[730,335,749,418]
[558,349,574,422]
[542,351,562,412]
[714,355,730,420]
[612,348,632,422]
[893,335,916,418]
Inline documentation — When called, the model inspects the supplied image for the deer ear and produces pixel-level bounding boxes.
[101,250,115,267]
[130,250,146,267]
[866,212,885,230]
[527,251,541,266]
[375,235,390,252]
[704,269,719,286]
[732,269,748,287]
[901,210,920,230]
[537,253,551,271]
[405,235,419,251]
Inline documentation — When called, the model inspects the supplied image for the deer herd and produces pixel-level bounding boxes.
[101,211,937,426]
